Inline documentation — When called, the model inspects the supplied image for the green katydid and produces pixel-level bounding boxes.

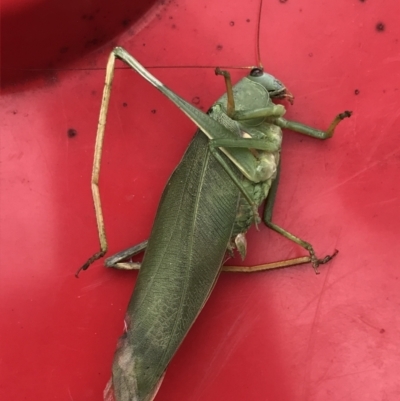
[77,45,351,400]
[77,1,353,398]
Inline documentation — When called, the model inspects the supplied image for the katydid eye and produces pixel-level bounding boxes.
[250,68,263,77]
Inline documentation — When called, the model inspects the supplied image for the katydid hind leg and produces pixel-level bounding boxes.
[76,52,118,277]
[262,162,338,273]
[223,256,312,273]
[76,46,236,275]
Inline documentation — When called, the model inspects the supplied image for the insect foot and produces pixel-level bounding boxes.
[310,249,339,274]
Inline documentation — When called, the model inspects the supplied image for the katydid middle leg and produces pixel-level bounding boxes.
[261,163,338,274]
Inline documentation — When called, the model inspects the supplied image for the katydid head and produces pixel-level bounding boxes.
[248,68,294,104]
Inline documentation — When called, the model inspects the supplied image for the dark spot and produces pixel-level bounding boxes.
[376,22,385,32]
[380,328,385,334]
[229,21,235,26]
[171,24,176,29]
[308,52,313,57]
[354,89,360,95]
[246,18,250,23]
[122,19,131,27]
[12,110,17,115]
[279,0,288,3]
[216,44,223,51]
[151,109,157,114]
[143,43,146,46]
[169,16,173,19]
[91,90,97,96]
[67,128,77,138]
[192,96,200,105]
[122,102,128,107]
[299,8,302,12]
[60,46,69,54]
[359,0,366,2]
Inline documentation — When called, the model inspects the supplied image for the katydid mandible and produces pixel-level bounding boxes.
[78,46,351,400]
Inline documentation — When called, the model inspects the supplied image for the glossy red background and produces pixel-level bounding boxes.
[1,0,399,400]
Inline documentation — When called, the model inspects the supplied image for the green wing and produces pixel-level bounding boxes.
[111,131,240,401]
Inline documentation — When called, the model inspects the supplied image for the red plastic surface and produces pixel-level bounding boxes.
[1,0,399,400]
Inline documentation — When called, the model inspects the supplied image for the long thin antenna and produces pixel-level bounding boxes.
[2,65,255,73]
[4,3,266,76]
[256,0,264,69]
